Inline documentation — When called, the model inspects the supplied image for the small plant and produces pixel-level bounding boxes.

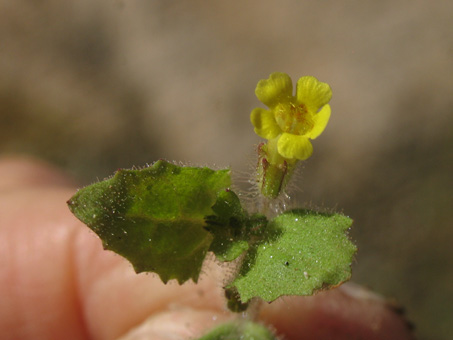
[67,72,357,339]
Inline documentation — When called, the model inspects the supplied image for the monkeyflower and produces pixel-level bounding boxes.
[250,73,332,198]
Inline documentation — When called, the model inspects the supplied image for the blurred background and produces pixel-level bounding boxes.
[1,1,452,339]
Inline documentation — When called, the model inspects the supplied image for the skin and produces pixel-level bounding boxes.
[0,157,416,340]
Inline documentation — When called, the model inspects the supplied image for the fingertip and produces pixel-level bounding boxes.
[259,282,416,340]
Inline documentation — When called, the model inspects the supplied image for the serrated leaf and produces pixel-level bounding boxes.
[230,209,357,302]
[67,160,231,284]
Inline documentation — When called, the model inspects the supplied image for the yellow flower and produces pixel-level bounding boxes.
[250,73,332,160]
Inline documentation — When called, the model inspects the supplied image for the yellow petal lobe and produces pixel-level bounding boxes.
[308,104,331,139]
[296,76,332,112]
[255,73,293,108]
[277,133,313,160]
[250,108,282,140]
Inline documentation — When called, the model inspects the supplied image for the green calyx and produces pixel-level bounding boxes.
[256,141,297,199]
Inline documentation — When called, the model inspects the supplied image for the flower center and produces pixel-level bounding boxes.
[274,103,314,136]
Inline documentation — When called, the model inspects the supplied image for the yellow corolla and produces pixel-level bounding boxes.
[250,73,332,161]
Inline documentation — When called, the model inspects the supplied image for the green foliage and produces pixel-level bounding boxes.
[67,160,231,284]
[230,209,357,302]
[68,161,356,304]
[197,320,277,340]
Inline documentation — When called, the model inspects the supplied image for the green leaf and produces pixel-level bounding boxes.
[224,287,249,313]
[205,190,249,261]
[230,209,357,302]
[67,160,231,284]
[197,320,277,340]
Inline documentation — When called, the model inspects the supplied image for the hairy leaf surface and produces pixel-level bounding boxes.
[68,160,231,283]
[230,209,357,302]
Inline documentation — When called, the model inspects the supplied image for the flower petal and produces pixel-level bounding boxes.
[296,76,332,112]
[255,72,293,108]
[250,108,282,140]
[277,133,313,160]
[308,104,331,139]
